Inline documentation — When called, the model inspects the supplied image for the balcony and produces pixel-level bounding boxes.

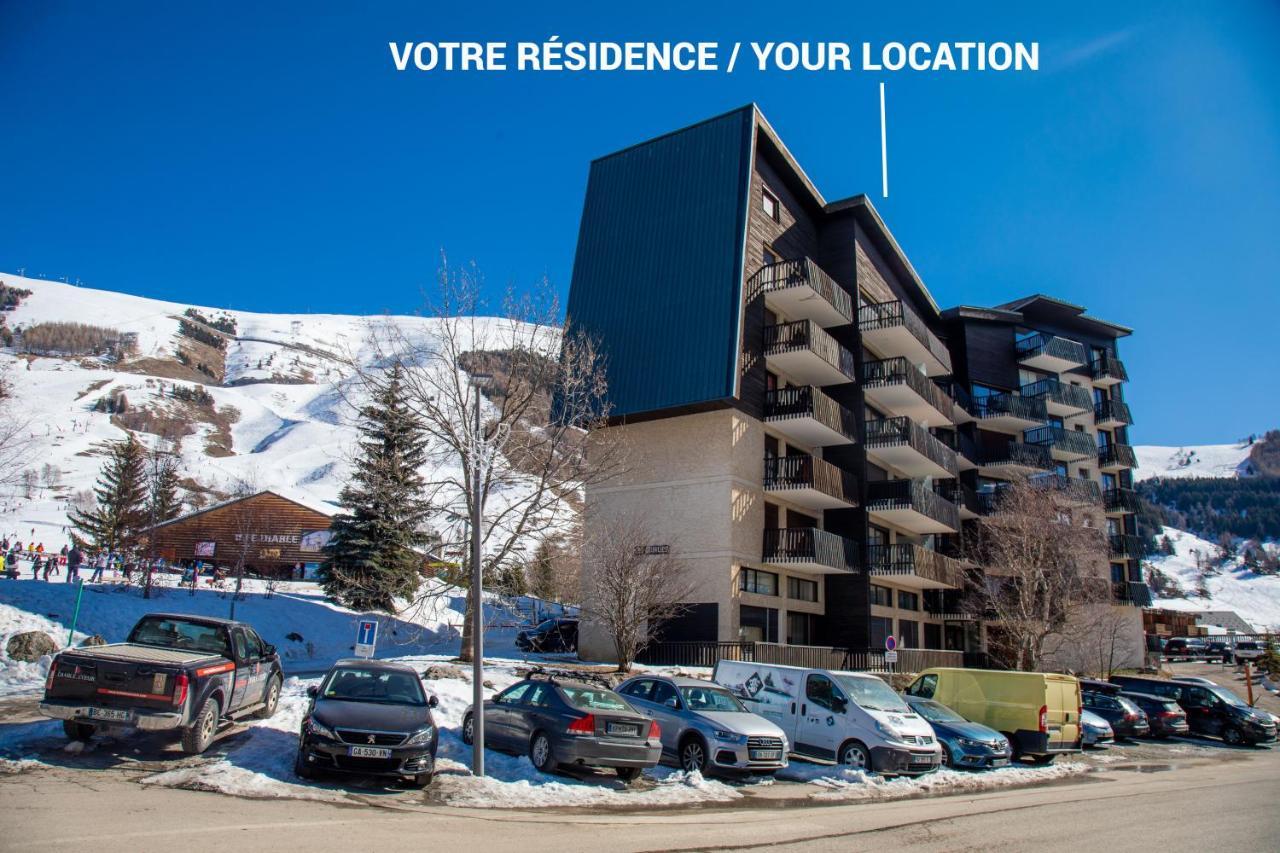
[1113,581,1154,607]
[763,527,858,575]
[978,441,1055,477]
[1092,352,1129,386]
[1029,473,1103,505]
[935,379,975,424]
[1104,487,1142,514]
[936,430,980,471]
[1110,534,1147,559]
[925,589,982,621]
[864,417,959,479]
[857,299,952,376]
[866,479,960,534]
[753,258,853,328]
[971,392,1047,433]
[1098,443,1138,472]
[866,544,963,590]
[1095,399,1133,428]
[1024,425,1098,462]
[763,455,858,511]
[861,357,960,426]
[764,320,857,386]
[1015,332,1089,372]
[934,479,980,520]
[1020,378,1094,417]
[764,386,858,447]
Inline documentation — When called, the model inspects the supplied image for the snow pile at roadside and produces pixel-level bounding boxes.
[791,762,1093,802]
[0,601,89,696]
[429,765,742,809]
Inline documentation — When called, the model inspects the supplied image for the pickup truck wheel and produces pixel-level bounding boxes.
[62,720,95,742]
[255,676,282,719]
[181,696,220,754]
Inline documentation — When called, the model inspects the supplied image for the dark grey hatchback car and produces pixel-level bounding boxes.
[295,659,440,787]
[462,673,661,781]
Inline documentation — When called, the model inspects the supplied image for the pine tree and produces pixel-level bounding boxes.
[148,451,183,523]
[70,433,149,552]
[321,367,432,612]
[528,537,558,601]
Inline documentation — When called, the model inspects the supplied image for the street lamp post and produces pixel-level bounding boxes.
[470,379,485,777]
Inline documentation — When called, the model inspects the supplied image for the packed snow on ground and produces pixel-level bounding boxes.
[1134,442,1256,481]
[789,762,1093,802]
[0,600,92,695]
[1146,528,1280,631]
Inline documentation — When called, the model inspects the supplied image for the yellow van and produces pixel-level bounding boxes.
[904,668,1082,763]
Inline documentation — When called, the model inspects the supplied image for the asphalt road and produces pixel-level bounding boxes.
[2,740,1276,853]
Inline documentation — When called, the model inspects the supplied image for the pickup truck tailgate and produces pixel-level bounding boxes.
[48,645,221,706]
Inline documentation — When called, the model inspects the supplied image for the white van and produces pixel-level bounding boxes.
[713,660,941,775]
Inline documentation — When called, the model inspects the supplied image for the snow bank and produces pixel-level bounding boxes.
[792,762,1093,802]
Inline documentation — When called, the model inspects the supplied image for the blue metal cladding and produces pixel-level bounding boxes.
[565,107,754,419]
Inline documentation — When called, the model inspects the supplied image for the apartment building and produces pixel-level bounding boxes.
[566,105,1143,667]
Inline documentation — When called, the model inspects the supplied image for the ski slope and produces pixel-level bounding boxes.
[1133,442,1255,481]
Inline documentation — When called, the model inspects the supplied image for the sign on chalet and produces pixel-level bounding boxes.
[145,490,336,578]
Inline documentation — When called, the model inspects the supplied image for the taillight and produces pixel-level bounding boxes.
[1124,713,1137,721]
[566,714,595,736]
[45,660,58,692]
[1038,705,1048,734]
[647,720,661,740]
[172,673,189,707]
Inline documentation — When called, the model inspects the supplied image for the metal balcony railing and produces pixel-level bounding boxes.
[763,320,857,382]
[980,441,1055,471]
[924,589,982,620]
[1020,378,1095,413]
[763,455,858,504]
[1110,534,1147,559]
[1029,473,1103,504]
[764,386,859,443]
[935,379,974,418]
[934,479,981,515]
[1113,581,1154,607]
[971,392,1048,424]
[1015,333,1089,366]
[936,429,981,466]
[1024,425,1098,459]
[1092,352,1129,383]
[751,258,854,323]
[857,298,953,373]
[864,416,959,476]
[1104,487,1142,513]
[866,479,961,531]
[763,527,859,572]
[866,543,963,588]
[1095,399,1134,426]
[1098,443,1138,469]
[861,357,960,419]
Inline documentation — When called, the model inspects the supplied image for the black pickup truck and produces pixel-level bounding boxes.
[39,613,284,754]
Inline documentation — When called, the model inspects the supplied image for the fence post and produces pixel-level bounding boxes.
[66,578,85,647]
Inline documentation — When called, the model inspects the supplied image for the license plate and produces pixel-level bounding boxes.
[348,746,392,758]
[606,722,639,736]
[750,749,781,760]
[991,758,1009,767]
[87,707,132,722]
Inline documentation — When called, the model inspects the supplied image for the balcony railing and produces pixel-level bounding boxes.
[980,441,1055,472]
[934,479,981,516]
[1092,352,1129,384]
[936,379,974,419]
[866,543,963,588]
[1095,399,1134,426]
[924,589,983,620]
[1110,534,1147,559]
[971,392,1048,425]
[1113,581,1154,607]
[866,479,961,532]
[1098,443,1138,469]
[763,527,859,573]
[1024,425,1098,460]
[764,319,857,383]
[936,429,981,467]
[1104,487,1142,513]
[764,386,858,444]
[857,298,952,374]
[751,258,854,324]
[763,455,857,505]
[1020,378,1094,414]
[1015,332,1089,367]
[864,416,959,477]
[1029,473,1103,504]
[862,357,960,422]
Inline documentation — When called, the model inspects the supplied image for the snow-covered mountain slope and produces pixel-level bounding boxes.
[1145,527,1280,631]
[0,273,560,555]
[1134,442,1256,481]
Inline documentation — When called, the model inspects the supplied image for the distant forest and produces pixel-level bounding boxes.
[1138,476,1280,542]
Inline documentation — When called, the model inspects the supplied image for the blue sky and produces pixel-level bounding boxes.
[1,1,1277,444]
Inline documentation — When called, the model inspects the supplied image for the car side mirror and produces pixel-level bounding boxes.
[306,685,319,699]
[263,644,276,657]
[428,695,439,709]
[665,697,679,709]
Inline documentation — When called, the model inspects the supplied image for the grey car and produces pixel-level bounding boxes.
[617,675,788,776]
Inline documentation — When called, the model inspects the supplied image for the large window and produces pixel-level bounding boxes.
[740,605,778,643]
[924,623,943,650]
[870,616,892,647]
[762,188,780,222]
[871,584,893,607]
[897,590,919,612]
[788,576,819,602]
[786,611,815,645]
[898,619,919,648]
[740,568,779,596]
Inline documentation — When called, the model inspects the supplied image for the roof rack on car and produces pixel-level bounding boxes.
[523,665,617,690]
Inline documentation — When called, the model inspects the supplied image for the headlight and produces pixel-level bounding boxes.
[713,729,747,744]
[956,737,988,749]
[307,718,337,740]
[874,721,902,740]
[404,725,436,746]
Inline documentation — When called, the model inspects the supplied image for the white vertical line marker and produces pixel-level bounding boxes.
[879,81,889,198]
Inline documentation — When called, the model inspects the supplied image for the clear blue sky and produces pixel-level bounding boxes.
[2,1,1277,444]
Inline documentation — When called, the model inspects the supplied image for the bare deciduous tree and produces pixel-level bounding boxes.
[580,514,695,672]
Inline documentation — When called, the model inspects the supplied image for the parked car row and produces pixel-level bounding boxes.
[1162,636,1276,664]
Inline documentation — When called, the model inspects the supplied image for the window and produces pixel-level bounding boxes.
[867,525,890,547]
[898,619,919,648]
[322,667,426,705]
[870,616,892,647]
[787,611,815,645]
[240,629,263,660]
[619,680,653,701]
[924,623,943,650]
[907,673,938,698]
[805,674,846,712]
[649,680,680,709]
[763,245,779,266]
[495,683,532,705]
[739,605,778,642]
[788,576,819,602]
[871,584,893,607]
[560,686,630,711]
[526,684,553,707]
[764,502,779,530]
[898,590,919,611]
[762,188,780,222]
[740,567,779,595]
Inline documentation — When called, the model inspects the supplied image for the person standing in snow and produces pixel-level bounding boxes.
[60,544,68,557]
[89,551,108,583]
[66,545,84,583]
[31,554,42,580]
[43,555,57,581]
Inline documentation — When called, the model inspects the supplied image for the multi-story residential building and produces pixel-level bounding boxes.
[565,105,1144,668]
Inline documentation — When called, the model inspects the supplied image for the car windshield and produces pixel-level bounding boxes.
[128,616,231,656]
[909,699,966,724]
[1211,688,1247,708]
[321,667,425,705]
[560,686,630,711]
[680,685,746,713]
[1237,642,1258,650]
[834,675,910,713]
